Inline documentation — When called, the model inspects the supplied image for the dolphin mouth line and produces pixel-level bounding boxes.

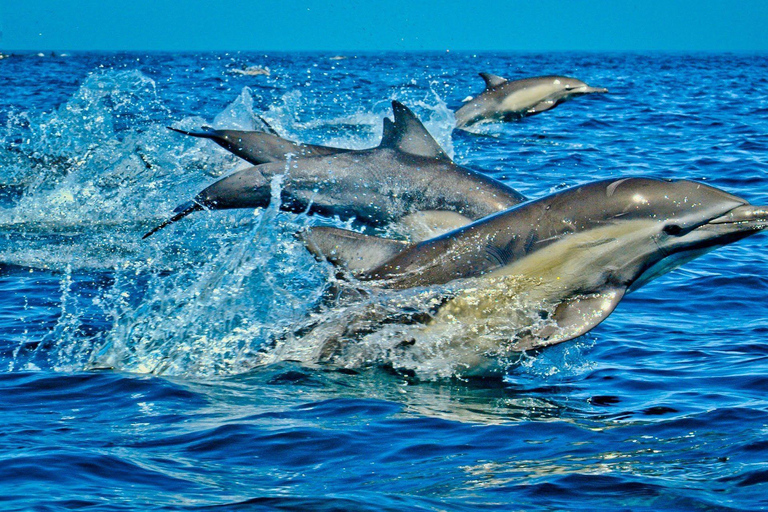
[708,205,768,228]
[656,205,768,258]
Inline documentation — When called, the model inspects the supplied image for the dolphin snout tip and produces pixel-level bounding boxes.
[710,205,768,229]
[590,87,609,94]
[738,205,768,224]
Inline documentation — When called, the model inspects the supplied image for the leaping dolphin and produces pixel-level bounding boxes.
[301,177,768,369]
[454,73,608,129]
[144,101,527,240]
[168,125,351,165]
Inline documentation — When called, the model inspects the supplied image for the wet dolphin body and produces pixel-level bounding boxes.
[168,126,352,165]
[301,177,768,369]
[144,101,527,240]
[454,73,608,129]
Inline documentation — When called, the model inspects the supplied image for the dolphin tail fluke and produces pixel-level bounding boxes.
[142,201,203,239]
[167,126,219,140]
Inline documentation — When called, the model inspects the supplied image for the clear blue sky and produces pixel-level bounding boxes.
[2,0,767,52]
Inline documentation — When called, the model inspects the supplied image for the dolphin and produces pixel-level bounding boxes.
[168,125,351,165]
[144,101,527,240]
[454,73,608,129]
[300,177,768,368]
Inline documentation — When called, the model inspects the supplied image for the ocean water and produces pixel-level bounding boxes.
[1,51,767,510]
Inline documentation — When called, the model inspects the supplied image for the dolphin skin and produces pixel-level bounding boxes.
[301,177,768,365]
[168,126,351,165]
[454,73,608,129]
[144,101,527,240]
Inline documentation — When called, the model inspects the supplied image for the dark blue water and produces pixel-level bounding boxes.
[1,51,768,510]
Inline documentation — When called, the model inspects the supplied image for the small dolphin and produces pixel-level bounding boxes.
[168,125,351,165]
[301,177,768,364]
[454,73,608,129]
[144,101,526,240]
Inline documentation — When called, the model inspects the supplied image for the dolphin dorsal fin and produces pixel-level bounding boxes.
[378,101,450,161]
[300,226,414,274]
[479,72,507,90]
[381,117,396,144]
[256,115,279,136]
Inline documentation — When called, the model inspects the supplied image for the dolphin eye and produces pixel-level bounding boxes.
[663,224,683,236]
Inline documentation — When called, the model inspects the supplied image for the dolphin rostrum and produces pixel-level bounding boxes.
[454,73,608,129]
[168,125,351,165]
[144,101,527,240]
[300,177,768,369]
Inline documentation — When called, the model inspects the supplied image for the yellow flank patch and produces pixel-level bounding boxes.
[500,83,559,112]
[470,219,662,306]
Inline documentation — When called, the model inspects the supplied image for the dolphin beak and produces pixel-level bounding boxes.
[585,86,609,94]
[709,205,768,231]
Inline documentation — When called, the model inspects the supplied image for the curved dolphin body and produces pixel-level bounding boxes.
[168,126,351,165]
[301,178,768,365]
[144,101,527,240]
[454,73,608,129]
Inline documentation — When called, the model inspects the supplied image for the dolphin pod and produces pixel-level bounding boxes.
[170,73,608,167]
[454,73,608,129]
[300,178,768,368]
[150,71,765,371]
[145,101,526,240]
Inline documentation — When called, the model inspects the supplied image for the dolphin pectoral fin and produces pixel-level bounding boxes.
[479,72,507,90]
[299,226,414,274]
[142,202,203,239]
[526,100,558,115]
[397,210,473,241]
[513,288,626,351]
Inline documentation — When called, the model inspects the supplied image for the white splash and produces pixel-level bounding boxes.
[1,68,555,381]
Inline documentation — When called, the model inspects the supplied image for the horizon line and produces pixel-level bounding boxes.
[3,48,768,55]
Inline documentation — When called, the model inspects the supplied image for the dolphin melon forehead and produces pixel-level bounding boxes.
[594,177,749,219]
[605,177,746,203]
[534,177,749,226]
[516,75,586,85]
[553,76,588,86]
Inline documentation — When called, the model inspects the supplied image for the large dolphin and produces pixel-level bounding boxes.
[454,73,608,129]
[144,101,527,240]
[301,177,768,369]
[168,126,351,165]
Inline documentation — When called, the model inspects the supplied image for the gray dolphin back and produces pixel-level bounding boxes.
[145,101,526,239]
[297,177,768,353]
[455,73,608,129]
[168,126,351,165]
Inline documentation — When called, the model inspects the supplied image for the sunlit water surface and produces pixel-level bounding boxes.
[1,52,767,510]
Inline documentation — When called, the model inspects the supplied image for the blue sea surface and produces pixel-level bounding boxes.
[1,51,767,510]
